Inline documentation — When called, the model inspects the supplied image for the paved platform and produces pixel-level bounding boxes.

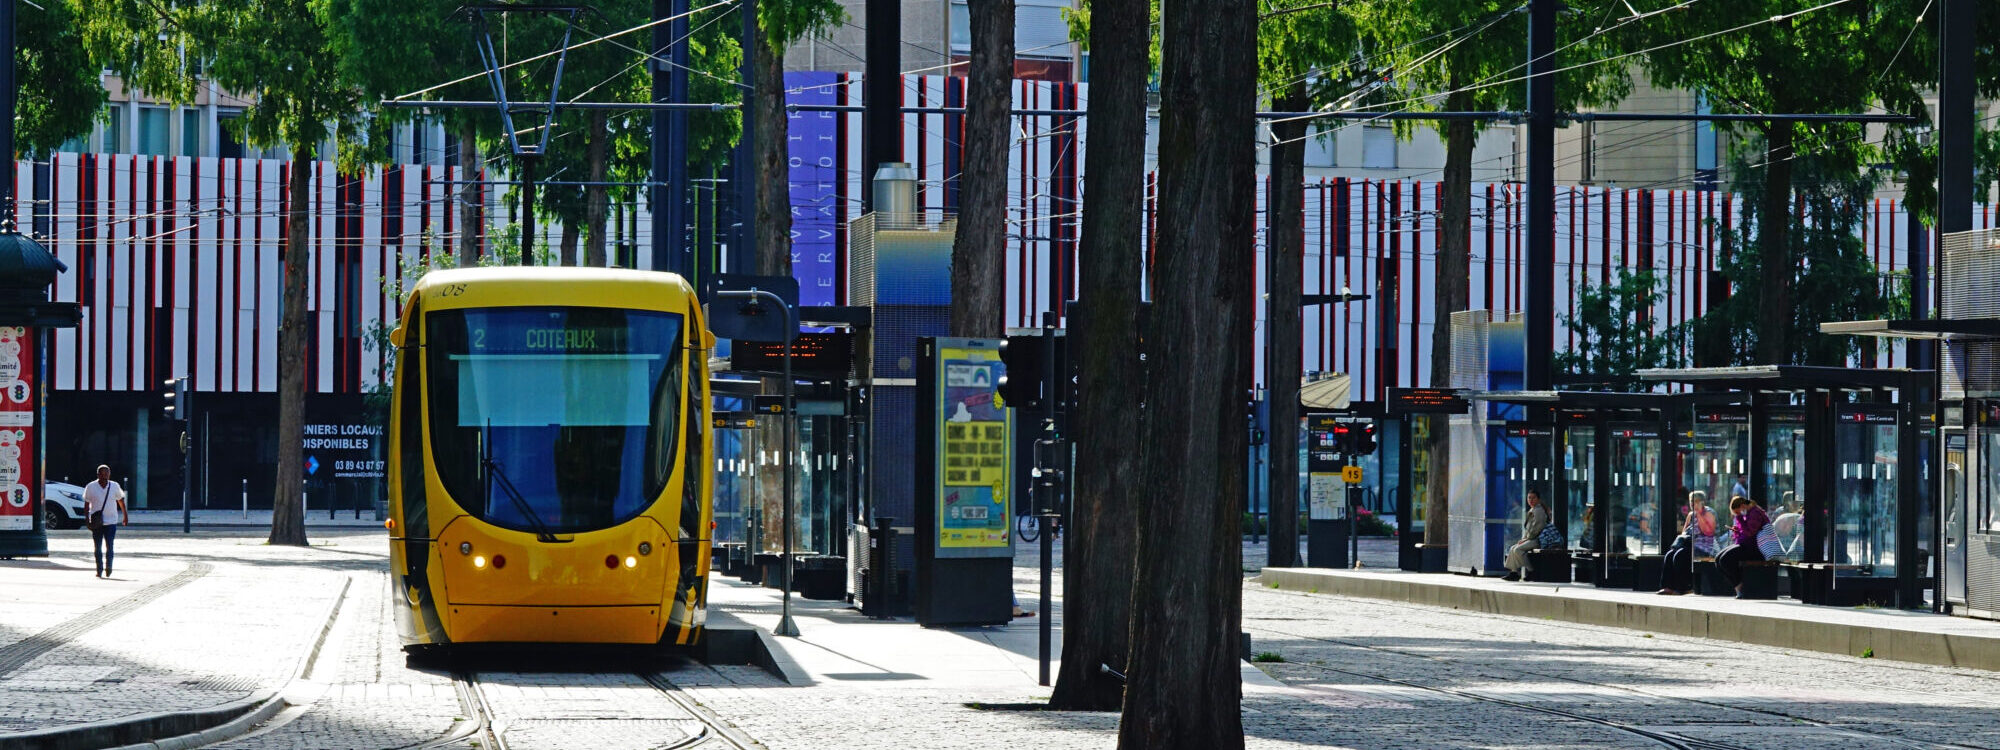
[1258,566,2000,671]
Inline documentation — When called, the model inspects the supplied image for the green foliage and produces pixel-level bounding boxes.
[79,0,364,157]
[759,0,844,51]
[16,0,104,154]
[1251,651,1285,663]
[1555,268,1687,386]
[1696,137,1900,366]
[1345,0,1630,138]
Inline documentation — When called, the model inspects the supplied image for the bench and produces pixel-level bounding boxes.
[1525,549,1572,583]
[1691,558,1778,598]
[1783,563,1894,606]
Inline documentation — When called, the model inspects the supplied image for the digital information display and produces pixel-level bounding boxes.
[1387,387,1471,415]
[934,342,1014,556]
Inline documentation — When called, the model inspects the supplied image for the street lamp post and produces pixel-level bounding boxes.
[715,289,800,638]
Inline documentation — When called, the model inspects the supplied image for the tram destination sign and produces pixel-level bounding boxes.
[729,332,853,378]
[1387,387,1470,415]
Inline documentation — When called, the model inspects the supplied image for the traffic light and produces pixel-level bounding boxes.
[1352,422,1377,455]
[996,334,1046,410]
[1329,422,1354,454]
[161,377,188,422]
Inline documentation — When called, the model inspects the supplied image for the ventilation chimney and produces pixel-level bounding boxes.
[871,162,918,218]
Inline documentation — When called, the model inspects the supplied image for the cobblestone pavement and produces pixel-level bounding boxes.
[1242,585,2000,749]
[0,529,355,738]
[14,528,2000,749]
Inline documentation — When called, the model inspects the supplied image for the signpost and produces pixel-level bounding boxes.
[713,284,801,638]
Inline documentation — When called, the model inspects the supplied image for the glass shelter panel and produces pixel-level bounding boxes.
[1832,410,1899,575]
[1563,425,1597,551]
[1608,426,1663,556]
[1764,410,1807,514]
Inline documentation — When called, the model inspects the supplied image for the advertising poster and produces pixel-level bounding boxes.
[786,71,842,309]
[0,328,35,530]
[936,345,1011,553]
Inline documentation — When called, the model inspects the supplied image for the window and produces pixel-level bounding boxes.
[410,122,430,165]
[1303,126,1335,168]
[138,107,172,156]
[949,2,969,54]
[101,111,124,154]
[218,113,244,159]
[1363,125,1396,169]
[1984,431,2000,533]
[181,110,203,157]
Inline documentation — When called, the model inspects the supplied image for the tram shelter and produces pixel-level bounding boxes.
[1633,366,1933,609]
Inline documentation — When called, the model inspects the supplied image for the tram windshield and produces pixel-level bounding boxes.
[426,307,685,534]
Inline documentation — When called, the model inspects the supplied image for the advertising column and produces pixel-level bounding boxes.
[914,337,1015,626]
[0,326,35,533]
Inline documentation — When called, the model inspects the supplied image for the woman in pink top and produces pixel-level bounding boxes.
[1716,495,1771,599]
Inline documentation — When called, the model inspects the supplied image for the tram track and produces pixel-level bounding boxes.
[427,668,762,750]
[1251,620,1986,750]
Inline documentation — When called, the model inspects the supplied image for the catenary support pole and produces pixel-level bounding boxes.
[777,295,800,637]
[1524,0,1555,393]
[1039,312,1057,687]
[651,0,689,275]
[861,0,900,211]
[1936,0,1972,310]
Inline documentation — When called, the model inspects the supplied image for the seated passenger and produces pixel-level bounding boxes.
[1656,491,1714,595]
[1717,495,1772,598]
[1770,494,1804,561]
[1502,489,1550,582]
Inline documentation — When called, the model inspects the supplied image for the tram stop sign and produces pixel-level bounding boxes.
[1342,465,1364,484]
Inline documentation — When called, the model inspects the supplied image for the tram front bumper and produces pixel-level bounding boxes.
[439,603,667,644]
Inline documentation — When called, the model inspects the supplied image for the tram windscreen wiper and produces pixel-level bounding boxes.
[481,457,566,543]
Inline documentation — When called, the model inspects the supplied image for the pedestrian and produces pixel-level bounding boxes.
[82,464,127,578]
[1501,489,1548,582]
[1717,495,1771,599]
[1656,491,1715,595]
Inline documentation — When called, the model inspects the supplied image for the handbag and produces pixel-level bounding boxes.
[87,509,102,530]
[1537,523,1564,549]
[1755,524,1784,559]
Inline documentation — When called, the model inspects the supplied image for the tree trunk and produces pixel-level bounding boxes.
[1047,0,1147,712]
[949,0,1013,338]
[1264,79,1306,569]
[456,122,481,266]
[271,149,314,547]
[1754,125,1794,365]
[585,110,610,267]
[1117,0,1254,742]
[1424,99,1475,548]
[559,220,579,266]
[753,20,791,277]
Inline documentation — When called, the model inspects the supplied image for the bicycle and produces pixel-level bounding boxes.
[1017,513,1040,543]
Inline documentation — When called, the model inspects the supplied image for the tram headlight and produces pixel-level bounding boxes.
[638,542,652,556]
[473,555,487,569]
[624,556,638,569]
[459,542,472,556]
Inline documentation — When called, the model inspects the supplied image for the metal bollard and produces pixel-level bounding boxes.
[869,516,896,619]
[241,478,247,518]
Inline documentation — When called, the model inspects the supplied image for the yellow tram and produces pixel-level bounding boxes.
[385,267,713,648]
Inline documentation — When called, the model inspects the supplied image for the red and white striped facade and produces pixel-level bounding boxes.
[11,75,1943,403]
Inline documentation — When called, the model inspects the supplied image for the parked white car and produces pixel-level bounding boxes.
[43,481,87,530]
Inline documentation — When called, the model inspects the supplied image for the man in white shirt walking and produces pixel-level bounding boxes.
[82,464,127,578]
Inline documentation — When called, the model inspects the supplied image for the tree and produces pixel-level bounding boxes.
[1048,0,1150,712]
[1694,138,1898,366]
[1631,0,1927,365]
[330,0,499,266]
[1554,269,1686,386]
[751,0,843,277]
[81,0,369,546]
[1118,0,1255,743]
[949,0,1013,337]
[1256,0,1358,570]
[16,0,104,155]
[1347,0,1626,550]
